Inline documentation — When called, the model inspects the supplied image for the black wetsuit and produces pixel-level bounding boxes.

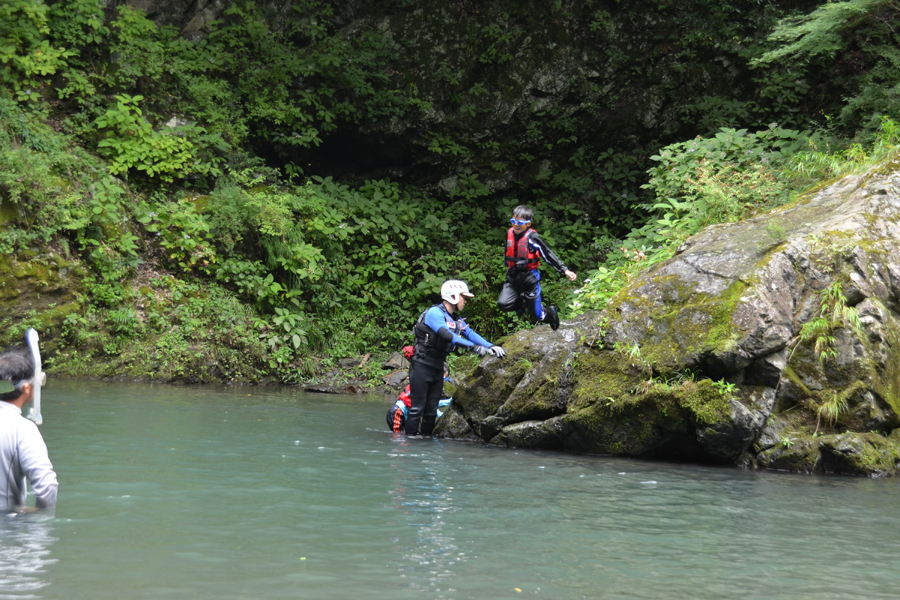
[497,229,569,321]
[406,304,489,436]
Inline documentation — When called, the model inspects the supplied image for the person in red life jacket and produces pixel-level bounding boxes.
[406,280,504,437]
[386,384,412,433]
[386,363,453,433]
[497,204,576,331]
[386,346,415,432]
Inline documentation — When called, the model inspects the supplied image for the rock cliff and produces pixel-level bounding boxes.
[437,162,900,476]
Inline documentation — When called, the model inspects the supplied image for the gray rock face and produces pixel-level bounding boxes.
[125,0,226,32]
[381,351,409,370]
[438,165,900,476]
[383,369,408,388]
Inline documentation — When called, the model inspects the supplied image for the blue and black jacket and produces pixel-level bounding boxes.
[412,304,491,369]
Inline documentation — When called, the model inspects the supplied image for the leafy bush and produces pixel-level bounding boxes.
[0,0,73,102]
[140,195,217,272]
[752,0,900,137]
[568,120,900,317]
[94,94,229,182]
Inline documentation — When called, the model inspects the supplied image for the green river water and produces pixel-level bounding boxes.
[2,380,899,600]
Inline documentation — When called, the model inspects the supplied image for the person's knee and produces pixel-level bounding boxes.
[497,290,519,312]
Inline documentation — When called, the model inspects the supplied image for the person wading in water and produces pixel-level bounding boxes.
[406,280,505,437]
[0,344,57,512]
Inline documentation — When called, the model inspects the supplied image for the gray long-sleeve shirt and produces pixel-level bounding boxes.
[0,401,58,510]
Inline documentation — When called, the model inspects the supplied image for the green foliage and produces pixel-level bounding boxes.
[0,310,42,346]
[176,75,249,147]
[196,170,506,353]
[589,10,614,35]
[107,306,142,337]
[214,258,279,304]
[556,147,645,230]
[791,281,864,365]
[57,276,282,382]
[94,94,229,181]
[789,116,900,182]
[479,22,518,64]
[204,0,418,151]
[0,0,74,102]
[677,96,757,136]
[568,119,900,318]
[48,0,109,51]
[816,392,850,434]
[568,124,806,315]
[751,69,813,130]
[0,92,138,261]
[711,379,737,398]
[141,197,216,272]
[428,134,468,157]
[752,0,900,136]
[764,220,787,245]
[4,0,900,385]
[271,306,310,350]
[641,126,814,215]
[614,340,642,362]
[753,1,880,66]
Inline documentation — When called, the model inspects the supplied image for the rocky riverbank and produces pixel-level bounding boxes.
[437,162,900,477]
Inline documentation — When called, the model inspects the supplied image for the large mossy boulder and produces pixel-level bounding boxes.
[437,164,900,476]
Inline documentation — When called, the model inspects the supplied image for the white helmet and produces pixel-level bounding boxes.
[441,280,474,305]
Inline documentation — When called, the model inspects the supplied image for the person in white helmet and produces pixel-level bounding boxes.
[406,280,505,436]
[0,347,57,512]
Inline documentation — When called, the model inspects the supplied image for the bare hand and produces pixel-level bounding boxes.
[565,270,576,281]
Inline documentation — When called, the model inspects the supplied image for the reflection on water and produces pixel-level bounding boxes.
[0,513,57,599]
[388,438,466,596]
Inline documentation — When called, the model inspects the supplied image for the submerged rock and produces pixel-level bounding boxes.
[437,164,900,476]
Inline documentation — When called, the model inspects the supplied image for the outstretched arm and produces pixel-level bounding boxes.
[529,232,575,279]
[462,327,491,349]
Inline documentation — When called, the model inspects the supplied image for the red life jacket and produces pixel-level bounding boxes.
[398,385,411,408]
[389,385,412,432]
[506,227,540,270]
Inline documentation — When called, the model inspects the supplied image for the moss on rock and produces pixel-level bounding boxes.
[757,437,822,473]
[0,251,86,353]
[818,432,900,477]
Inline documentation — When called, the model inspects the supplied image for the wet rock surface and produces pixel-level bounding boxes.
[437,165,900,477]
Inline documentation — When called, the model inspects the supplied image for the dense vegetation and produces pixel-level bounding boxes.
[1,0,898,384]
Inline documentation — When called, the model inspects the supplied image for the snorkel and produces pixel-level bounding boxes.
[25,328,45,426]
